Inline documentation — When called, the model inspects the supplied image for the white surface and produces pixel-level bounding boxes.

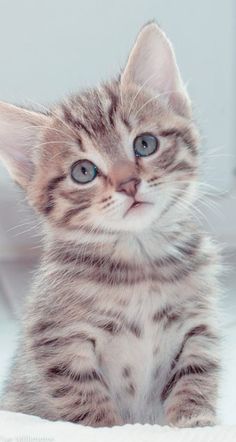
[0,411,236,442]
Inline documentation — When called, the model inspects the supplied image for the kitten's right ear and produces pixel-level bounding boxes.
[0,102,50,190]
[121,22,191,117]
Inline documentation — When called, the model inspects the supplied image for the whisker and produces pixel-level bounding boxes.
[6,220,42,233]
[12,223,44,238]
[134,89,176,118]
[128,72,161,118]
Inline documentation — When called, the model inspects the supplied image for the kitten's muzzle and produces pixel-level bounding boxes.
[123,199,153,217]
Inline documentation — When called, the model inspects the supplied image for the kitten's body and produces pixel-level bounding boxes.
[3,225,219,426]
[0,23,220,427]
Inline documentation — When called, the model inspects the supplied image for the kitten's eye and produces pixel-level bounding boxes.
[133,133,159,157]
[71,160,98,184]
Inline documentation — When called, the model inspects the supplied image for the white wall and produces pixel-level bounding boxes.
[0,0,235,256]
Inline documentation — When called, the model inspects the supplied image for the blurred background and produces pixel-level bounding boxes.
[0,0,235,424]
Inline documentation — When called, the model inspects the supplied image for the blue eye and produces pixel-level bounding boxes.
[71,160,98,184]
[134,133,159,157]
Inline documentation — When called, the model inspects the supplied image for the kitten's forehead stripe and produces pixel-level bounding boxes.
[104,84,119,127]
[58,82,130,160]
[61,103,93,141]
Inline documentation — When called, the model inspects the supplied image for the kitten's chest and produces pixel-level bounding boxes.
[97,284,180,423]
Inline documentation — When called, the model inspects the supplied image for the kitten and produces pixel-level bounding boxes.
[0,22,220,427]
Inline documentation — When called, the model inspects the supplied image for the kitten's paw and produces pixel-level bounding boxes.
[173,414,217,428]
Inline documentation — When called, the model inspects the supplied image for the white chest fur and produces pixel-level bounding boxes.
[98,282,185,424]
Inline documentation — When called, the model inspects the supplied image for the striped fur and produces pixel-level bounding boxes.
[0,23,221,428]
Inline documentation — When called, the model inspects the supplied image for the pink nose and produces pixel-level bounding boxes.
[116,177,140,197]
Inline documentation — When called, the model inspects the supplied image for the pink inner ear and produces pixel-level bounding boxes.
[0,102,49,188]
[0,121,36,186]
[121,23,191,117]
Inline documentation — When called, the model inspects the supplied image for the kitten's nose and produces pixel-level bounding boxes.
[117,176,140,197]
[110,160,140,197]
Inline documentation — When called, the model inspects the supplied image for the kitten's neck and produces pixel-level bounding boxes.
[44,219,196,265]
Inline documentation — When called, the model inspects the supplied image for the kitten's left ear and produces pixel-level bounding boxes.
[0,102,50,189]
[121,22,191,117]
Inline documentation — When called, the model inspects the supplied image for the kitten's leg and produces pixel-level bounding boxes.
[161,323,220,428]
[31,331,122,427]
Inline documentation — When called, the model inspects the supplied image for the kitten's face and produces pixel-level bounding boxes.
[29,83,198,234]
[0,23,199,235]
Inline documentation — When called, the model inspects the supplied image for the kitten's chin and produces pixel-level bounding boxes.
[99,202,158,233]
[123,201,154,218]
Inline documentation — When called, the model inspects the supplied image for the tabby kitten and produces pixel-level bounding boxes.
[0,23,220,427]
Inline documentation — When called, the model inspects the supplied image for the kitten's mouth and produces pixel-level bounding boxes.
[124,200,153,217]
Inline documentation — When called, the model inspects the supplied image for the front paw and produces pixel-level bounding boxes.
[173,414,217,428]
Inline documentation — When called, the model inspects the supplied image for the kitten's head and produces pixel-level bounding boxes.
[0,23,199,235]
